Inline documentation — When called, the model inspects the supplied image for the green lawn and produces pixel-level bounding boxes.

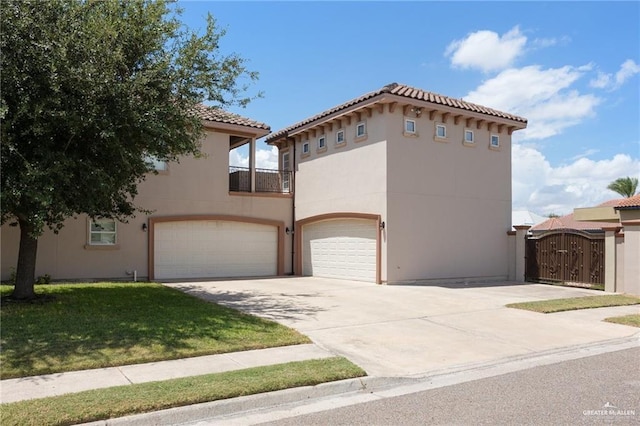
[0,283,310,379]
[604,314,640,328]
[506,294,640,313]
[1,357,366,426]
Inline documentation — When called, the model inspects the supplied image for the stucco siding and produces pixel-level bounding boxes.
[1,130,293,281]
[385,110,512,283]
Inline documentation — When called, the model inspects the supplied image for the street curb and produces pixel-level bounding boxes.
[80,376,416,426]
[81,333,639,426]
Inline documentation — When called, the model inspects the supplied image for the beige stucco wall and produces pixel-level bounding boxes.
[290,106,514,284]
[1,129,293,281]
[615,234,624,293]
[619,220,639,296]
[292,111,388,280]
[385,110,512,283]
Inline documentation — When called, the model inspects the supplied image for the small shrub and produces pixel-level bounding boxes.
[35,274,52,285]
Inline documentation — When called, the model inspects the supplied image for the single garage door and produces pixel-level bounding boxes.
[302,218,377,282]
[154,220,277,280]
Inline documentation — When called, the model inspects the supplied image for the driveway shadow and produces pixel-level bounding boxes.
[170,284,326,323]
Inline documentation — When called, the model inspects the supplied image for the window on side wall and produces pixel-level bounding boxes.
[144,154,168,171]
[490,134,500,148]
[336,129,345,145]
[282,152,290,192]
[464,129,474,144]
[89,218,117,245]
[302,141,310,156]
[435,124,446,139]
[404,119,416,135]
[356,121,366,138]
[317,135,326,150]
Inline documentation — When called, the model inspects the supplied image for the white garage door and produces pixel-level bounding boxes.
[302,218,377,282]
[154,220,277,280]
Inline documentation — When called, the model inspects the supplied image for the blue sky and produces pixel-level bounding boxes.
[179,1,639,216]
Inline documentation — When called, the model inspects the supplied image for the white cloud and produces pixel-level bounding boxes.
[513,144,640,215]
[589,71,611,89]
[465,65,600,140]
[445,26,527,72]
[228,145,279,170]
[615,59,640,86]
[255,146,279,170]
[589,59,640,90]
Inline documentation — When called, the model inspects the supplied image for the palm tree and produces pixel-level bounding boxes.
[607,177,639,198]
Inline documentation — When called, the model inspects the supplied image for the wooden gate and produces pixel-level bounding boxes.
[525,230,605,286]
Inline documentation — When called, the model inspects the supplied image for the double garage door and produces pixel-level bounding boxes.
[302,218,377,283]
[154,220,277,280]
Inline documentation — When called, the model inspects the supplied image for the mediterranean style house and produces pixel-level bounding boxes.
[1,83,528,284]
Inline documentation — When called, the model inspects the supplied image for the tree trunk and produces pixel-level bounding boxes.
[12,219,38,299]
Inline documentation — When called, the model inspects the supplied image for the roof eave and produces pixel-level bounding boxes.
[202,120,270,139]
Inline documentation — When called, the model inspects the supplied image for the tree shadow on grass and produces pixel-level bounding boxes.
[0,283,316,379]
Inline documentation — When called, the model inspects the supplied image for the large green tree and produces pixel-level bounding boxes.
[607,177,638,198]
[1,0,259,299]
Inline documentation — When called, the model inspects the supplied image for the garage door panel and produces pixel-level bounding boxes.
[303,218,377,283]
[154,220,277,280]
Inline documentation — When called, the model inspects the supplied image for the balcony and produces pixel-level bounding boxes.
[229,166,292,194]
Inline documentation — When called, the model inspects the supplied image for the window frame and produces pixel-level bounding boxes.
[404,118,417,135]
[282,151,291,192]
[464,129,475,145]
[145,154,168,172]
[317,134,326,150]
[335,129,346,145]
[356,121,367,139]
[490,134,500,148]
[301,141,310,156]
[88,218,117,246]
[435,123,447,139]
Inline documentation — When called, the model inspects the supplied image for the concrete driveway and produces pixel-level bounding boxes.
[166,278,639,377]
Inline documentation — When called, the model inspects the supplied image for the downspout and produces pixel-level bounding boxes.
[288,135,296,275]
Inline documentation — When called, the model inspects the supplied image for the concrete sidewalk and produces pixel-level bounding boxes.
[0,344,335,403]
[2,278,638,425]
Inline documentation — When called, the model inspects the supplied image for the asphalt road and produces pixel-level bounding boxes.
[261,347,640,426]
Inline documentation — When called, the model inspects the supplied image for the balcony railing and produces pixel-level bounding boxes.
[229,166,292,194]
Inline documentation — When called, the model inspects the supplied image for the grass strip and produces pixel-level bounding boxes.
[604,314,640,328]
[0,283,310,379]
[506,295,640,313]
[1,357,366,426]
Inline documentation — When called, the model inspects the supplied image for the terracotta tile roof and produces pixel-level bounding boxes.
[532,198,627,231]
[193,104,270,131]
[531,213,611,232]
[615,193,640,209]
[266,82,527,142]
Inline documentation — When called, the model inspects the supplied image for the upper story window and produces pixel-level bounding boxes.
[145,155,168,171]
[490,134,500,148]
[404,119,417,135]
[336,129,345,145]
[464,129,474,144]
[302,141,310,156]
[89,218,117,245]
[356,121,366,138]
[435,124,447,139]
[317,135,326,150]
[282,151,291,192]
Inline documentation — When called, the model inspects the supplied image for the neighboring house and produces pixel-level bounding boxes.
[574,194,640,295]
[267,82,527,284]
[529,200,624,234]
[1,106,294,281]
[1,82,528,284]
